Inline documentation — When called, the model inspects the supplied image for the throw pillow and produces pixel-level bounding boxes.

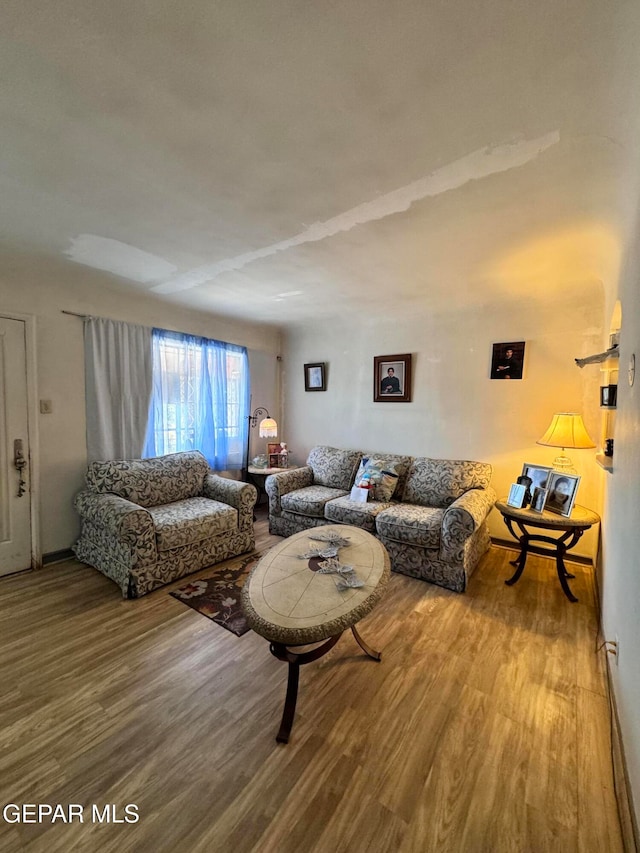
[354,457,399,502]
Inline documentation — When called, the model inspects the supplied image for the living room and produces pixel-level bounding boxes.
[2,1,640,850]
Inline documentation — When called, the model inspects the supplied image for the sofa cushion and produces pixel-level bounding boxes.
[307,446,362,490]
[324,496,392,532]
[86,451,209,508]
[402,458,492,509]
[375,504,444,548]
[147,497,237,551]
[281,485,349,518]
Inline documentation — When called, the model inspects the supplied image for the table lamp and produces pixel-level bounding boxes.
[536,412,595,473]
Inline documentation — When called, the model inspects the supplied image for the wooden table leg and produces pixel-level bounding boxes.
[269,635,342,744]
[268,624,383,743]
[351,625,382,661]
[276,659,300,744]
[556,545,579,603]
[504,516,528,586]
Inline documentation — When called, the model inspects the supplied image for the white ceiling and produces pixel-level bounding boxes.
[2,0,639,324]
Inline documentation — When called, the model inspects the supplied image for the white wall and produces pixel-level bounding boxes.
[0,255,281,555]
[600,226,640,825]
[282,287,604,558]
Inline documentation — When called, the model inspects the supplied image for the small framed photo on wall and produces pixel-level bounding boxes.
[304,362,326,391]
[374,353,412,402]
[490,341,525,379]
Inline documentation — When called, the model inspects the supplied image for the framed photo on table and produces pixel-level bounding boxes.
[374,353,412,402]
[507,483,527,508]
[268,453,281,469]
[530,486,548,513]
[520,463,552,492]
[545,472,580,517]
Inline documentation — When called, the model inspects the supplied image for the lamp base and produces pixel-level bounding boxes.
[552,453,576,474]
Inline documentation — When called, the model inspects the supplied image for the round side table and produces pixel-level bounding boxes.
[495,500,600,602]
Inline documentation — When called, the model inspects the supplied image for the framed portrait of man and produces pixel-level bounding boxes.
[373,353,412,402]
[490,341,525,379]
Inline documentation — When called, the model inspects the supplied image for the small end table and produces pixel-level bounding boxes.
[247,465,297,509]
[495,499,600,602]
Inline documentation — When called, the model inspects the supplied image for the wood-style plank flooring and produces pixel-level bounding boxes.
[0,510,624,852]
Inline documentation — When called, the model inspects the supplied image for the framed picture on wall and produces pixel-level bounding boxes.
[374,353,412,402]
[304,362,326,391]
[490,341,525,379]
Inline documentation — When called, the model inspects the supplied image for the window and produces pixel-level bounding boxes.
[143,329,249,470]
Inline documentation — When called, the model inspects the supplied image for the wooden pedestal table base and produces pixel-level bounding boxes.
[242,525,390,743]
[269,625,381,744]
[495,500,600,603]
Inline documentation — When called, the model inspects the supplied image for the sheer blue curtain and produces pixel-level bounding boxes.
[143,329,250,471]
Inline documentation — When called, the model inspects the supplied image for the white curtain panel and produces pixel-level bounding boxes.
[84,317,153,461]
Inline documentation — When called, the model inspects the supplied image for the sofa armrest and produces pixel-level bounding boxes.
[203,474,257,530]
[440,486,497,561]
[74,490,157,566]
[265,466,313,516]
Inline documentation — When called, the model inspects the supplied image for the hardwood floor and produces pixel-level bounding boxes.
[0,510,624,852]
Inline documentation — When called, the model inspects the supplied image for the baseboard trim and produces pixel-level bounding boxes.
[490,537,593,566]
[43,548,75,565]
[607,659,640,853]
[593,566,640,851]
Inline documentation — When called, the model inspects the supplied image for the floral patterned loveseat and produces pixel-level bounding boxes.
[74,451,257,598]
[266,445,496,593]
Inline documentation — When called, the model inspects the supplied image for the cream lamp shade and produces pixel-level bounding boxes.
[258,417,278,438]
[536,412,595,472]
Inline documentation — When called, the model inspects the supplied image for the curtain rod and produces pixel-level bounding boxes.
[62,310,148,325]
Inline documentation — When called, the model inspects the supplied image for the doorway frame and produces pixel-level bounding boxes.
[0,312,41,569]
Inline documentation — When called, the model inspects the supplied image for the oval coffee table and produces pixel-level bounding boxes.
[242,524,390,743]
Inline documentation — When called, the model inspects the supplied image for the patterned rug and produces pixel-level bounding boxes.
[169,552,260,636]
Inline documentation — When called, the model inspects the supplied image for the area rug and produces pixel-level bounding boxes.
[169,552,260,636]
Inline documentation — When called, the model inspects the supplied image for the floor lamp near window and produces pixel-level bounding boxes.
[244,407,277,481]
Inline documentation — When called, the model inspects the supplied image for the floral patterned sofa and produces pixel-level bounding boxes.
[74,450,257,598]
[266,445,496,593]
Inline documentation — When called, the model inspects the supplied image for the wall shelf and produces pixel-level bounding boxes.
[596,453,614,472]
[576,327,620,472]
